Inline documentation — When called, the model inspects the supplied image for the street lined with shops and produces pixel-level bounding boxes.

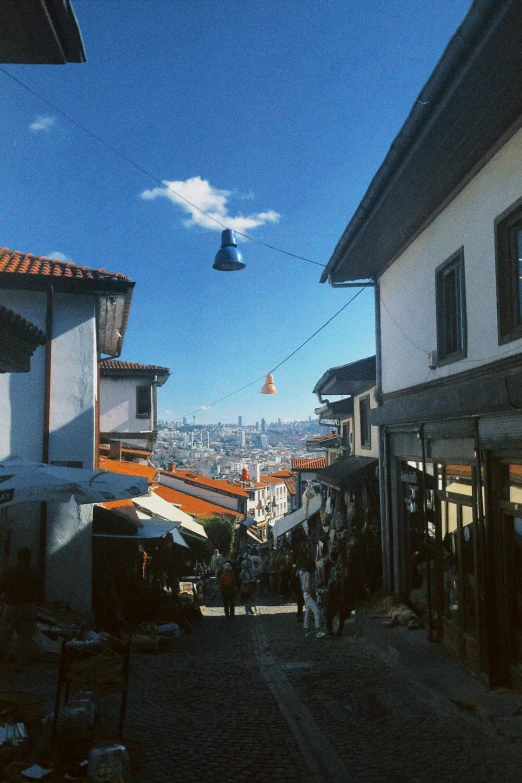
[125,594,522,783]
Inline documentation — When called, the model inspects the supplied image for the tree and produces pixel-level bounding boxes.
[201,515,235,558]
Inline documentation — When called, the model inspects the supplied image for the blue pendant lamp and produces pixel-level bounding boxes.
[213,229,245,271]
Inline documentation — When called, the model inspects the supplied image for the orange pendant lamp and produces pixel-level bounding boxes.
[260,373,277,394]
[240,467,251,482]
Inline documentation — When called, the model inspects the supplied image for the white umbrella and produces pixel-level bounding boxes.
[0,457,149,507]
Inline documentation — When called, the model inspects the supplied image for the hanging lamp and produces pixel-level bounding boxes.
[240,467,251,482]
[213,229,245,271]
[260,373,277,394]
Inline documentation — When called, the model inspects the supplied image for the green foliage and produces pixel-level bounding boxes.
[200,515,235,558]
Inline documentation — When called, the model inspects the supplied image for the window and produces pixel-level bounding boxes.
[496,199,522,344]
[136,385,152,418]
[359,396,371,449]
[436,248,467,365]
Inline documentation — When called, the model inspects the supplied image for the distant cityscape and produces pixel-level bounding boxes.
[153,416,322,478]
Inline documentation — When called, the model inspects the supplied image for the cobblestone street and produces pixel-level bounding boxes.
[124,595,522,783]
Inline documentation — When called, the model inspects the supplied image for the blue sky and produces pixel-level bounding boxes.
[1,0,472,424]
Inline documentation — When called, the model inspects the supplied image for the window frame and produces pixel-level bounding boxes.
[136,384,152,418]
[435,247,467,367]
[495,196,522,345]
[359,395,371,450]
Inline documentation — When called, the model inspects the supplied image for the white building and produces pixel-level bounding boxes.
[320,0,522,687]
[0,248,134,610]
[99,359,170,457]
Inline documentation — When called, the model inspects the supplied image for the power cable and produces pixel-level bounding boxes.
[176,287,367,419]
[0,66,325,269]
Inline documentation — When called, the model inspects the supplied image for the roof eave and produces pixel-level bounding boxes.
[322,0,521,284]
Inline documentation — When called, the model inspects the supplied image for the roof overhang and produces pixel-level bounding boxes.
[314,397,354,420]
[1,0,86,64]
[316,455,377,491]
[313,356,376,397]
[0,304,46,372]
[321,0,522,284]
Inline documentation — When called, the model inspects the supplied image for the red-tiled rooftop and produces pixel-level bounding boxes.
[0,248,131,282]
[100,359,170,374]
[99,456,158,482]
[292,457,327,470]
[154,485,240,520]
[161,469,251,497]
[307,432,338,441]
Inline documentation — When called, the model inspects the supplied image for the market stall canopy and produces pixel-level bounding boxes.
[273,495,321,541]
[94,517,189,546]
[132,492,207,541]
[313,356,376,398]
[316,455,377,491]
[0,457,148,507]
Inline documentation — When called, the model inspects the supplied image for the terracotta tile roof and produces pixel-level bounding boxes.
[291,457,327,471]
[100,359,170,374]
[99,498,135,510]
[308,432,338,442]
[161,469,250,497]
[0,248,131,282]
[154,485,240,520]
[0,304,46,344]
[268,470,296,495]
[260,475,286,486]
[99,456,158,482]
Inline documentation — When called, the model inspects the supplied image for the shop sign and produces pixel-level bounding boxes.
[401,470,417,484]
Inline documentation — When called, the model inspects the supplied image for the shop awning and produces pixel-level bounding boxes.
[316,455,377,490]
[93,518,189,546]
[273,495,321,541]
[132,492,207,540]
[0,457,148,507]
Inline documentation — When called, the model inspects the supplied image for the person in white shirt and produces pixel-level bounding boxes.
[297,557,326,638]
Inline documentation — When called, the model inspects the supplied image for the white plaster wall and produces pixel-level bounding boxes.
[380,127,522,394]
[353,387,379,458]
[158,473,241,512]
[0,289,96,611]
[100,376,153,433]
[0,289,46,461]
[49,293,96,468]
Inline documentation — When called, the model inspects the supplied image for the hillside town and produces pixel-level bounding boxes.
[2,1,522,782]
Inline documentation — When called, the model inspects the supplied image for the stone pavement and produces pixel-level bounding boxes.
[124,595,522,783]
[2,595,522,781]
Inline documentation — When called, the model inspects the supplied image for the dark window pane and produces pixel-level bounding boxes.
[136,385,151,417]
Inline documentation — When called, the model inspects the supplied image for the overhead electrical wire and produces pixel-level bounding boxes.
[0,67,325,269]
[176,287,367,419]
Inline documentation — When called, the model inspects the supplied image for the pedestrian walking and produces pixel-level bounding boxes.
[297,557,326,638]
[291,564,304,623]
[219,563,237,617]
[0,547,41,668]
[210,549,223,578]
[239,557,256,616]
[327,540,366,637]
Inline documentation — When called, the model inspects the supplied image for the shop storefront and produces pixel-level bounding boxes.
[380,413,522,689]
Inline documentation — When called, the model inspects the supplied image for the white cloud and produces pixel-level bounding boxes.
[140,176,280,235]
[47,251,72,263]
[30,115,57,132]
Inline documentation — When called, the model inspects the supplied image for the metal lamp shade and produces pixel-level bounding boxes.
[213,229,245,271]
[260,373,277,394]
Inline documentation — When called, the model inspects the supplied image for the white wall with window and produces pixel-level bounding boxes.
[353,387,379,458]
[379,126,522,395]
